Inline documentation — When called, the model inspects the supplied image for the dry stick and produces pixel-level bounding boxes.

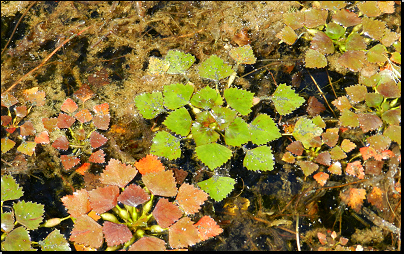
[2,24,93,96]
[306,69,337,118]
[325,69,337,98]
[1,1,37,56]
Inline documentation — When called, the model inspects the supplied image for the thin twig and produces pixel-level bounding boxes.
[296,214,301,251]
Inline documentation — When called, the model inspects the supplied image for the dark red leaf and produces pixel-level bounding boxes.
[60,155,80,170]
[57,113,76,129]
[175,183,208,215]
[169,217,201,249]
[152,198,183,228]
[61,189,91,218]
[61,98,78,113]
[286,141,304,156]
[128,236,166,251]
[88,185,120,214]
[70,215,103,249]
[172,167,188,185]
[307,96,326,116]
[89,150,106,163]
[74,84,94,103]
[89,131,108,149]
[194,215,223,241]
[88,68,110,89]
[93,115,110,130]
[52,135,69,150]
[117,184,150,207]
[142,170,177,197]
[100,159,138,188]
[315,151,331,166]
[102,221,132,247]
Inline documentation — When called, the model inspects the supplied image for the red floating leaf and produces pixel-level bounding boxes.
[310,31,334,55]
[169,217,201,249]
[307,96,326,116]
[286,140,304,156]
[19,121,35,136]
[42,117,58,132]
[377,80,401,98]
[172,167,188,185]
[134,154,165,175]
[118,184,150,207]
[60,155,80,170]
[195,215,223,241]
[75,109,93,123]
[357,113,383,133]
[367,186,384,211]
[35,131,50,144]
[152,198,183,228]
[103,221,132,247]
[364,160,383,175]
[15,105,27,118]
[70,215,103,249]
[89,131,108,149]
[298,161,319,177]
[142,170,177,197]
[76,162,91,175]
[88,185,120,214]
[128,236,166,251]
[345,161,365,179]
[61,189,91,218]
[1,115,12,126]
[322,128,339,147]
[1,93,18,108]
[61,98,78,113]
[93,103,109,115]
[340,187,366,212]
[317,232,327,245]
[332,9,361,27]
[328,162,342,175]
[313,172,329,186]
[89,150,106,163]
[88,68,110,89]
[338,50,366,72]
[17,141,36,156]
[57,113,76,129]
[315,151,331,166]
[341,139,356,152]
[52,135,69,150]
[100,159,138,188]
[74,84,94,103]
[93,115,110,130]
[175,183,208,215]
[23,87,46,106]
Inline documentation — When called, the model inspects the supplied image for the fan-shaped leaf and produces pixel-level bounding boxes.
[197,175,235,201]
[357,113,383,133]
[195,143,232,170]
[346,32,367,50]
[39,229,71,251]
[341,139,356,152]
[61,189,91,218]
[61,98,78,113]
[70,215,103,249]
[19,121,35,136]
[304,8,328,28]
[134,92,164,119]
[377,80,401,98]
[89,149,106,163]
[272,83,305,115]
[292,117,323,149]
[52,135,69,150]
[286,141,304,156]
[2,226,34,251]
[150,131,181,160]
[117,184,150,207]
[165,50,195,74]
[307,96,326,116]
[134,154,165,175]
[15,105,27,118]
[224,116,250,146]
[198,55,233,81]
[103,221,132,247]
[346,161,365,179]
[89,131,108,149]
[332,9,361,27]
[190,86,223,110]
[100,159,138,188]
[305,49,327,68]
[175,183,208,215]
[367,134,391,152]
[73,84,94,103]
[330,146,347,160]
[229,45,256,64]
[283,11,304,30]
[35,131,50,144]
[195,215,223,241]
[57,113,76,129]
[357,1,381,17]
[311,31,334,54]
[315,151,331,166]
[129,236,166,251]
[249,114,281,145]
[163,83,194,110]
[210,106,237,130]
[298,161,319,176]
[88,185,120,214]
[1,93,18,108]
[14,200,44,230]
[313,172,329,186]
[338,50,366,72]
[328,161,342,175]
[1,137,16,154]
[367,187,384,211]
[346,85,367,104]
[75,109,93,123]
[384,125,401,146]
[142,170,177,197]
[60,155,80,170]
[339,109,359,128]
[169,217,201,249]
[276,25,298,45]
[42,117,58,132]
[163,107,192,136]
[148,57,170,75]
[332,96,352,111]
[224,87,254,115]
[244,146,274,171]
[322,128,339,147]
[362,17,386,41]
[1,175,24,201]
[152,198,183,228]
[1,212,15,233]
[340,187,366,212]
[23,87,46,106]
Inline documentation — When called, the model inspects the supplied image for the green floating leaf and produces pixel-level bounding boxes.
[1,137,16,154]
[1,175,24,202]
[165,50,195,74]
[339,109,359,128]
[163,83,194,110]
[367,44,388,64]
[225,117,250,146]
[195,143,232,170]
[346,32,367,51]
[365,93,384,107]
[191,121,220,146]
[191,86,223,110]
[292,117,323,149]
[384,125,401,146]
[325,22,345,40]
[198,55,233,81]
[1,212,15,233]
[224,87,254,115]
[249,114,281,145]
[163,107,192,136]
[243,146,274,171]
[210,106,237,130]
[39,229,71,251]
[197,176,235,201]
[14,200,44,230]
[148,57,170,75]
[272,83,305,115]
[229,45,257,65]
[134,92,164,119]
[2,226,34,251]
[150,131,181,160]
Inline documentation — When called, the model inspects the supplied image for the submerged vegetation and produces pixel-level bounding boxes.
[1,1,401,251]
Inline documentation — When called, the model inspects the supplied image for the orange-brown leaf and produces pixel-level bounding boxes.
[117,184,150,207]
[61,98,78,113]
[340,187,366,212]
[70,215,103,249]
[128,236,166,251]
[152,198,183,228]
[142,170,177,197]
[345,161,365,179]
[367,186,384,211]
[175,183,208,215]
[169,217,201,249]
[61,189,91,218]
[88,185,120,214]
[134,154,165,175]
[313,172,329,186]
[100,159,138,188]
[194,215,223,241]
[103,221,132,247]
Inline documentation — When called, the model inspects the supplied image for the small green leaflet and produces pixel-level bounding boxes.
[191,121,220,146]
[210,106,237,130]
[292,117,323,149]
[14,200,45,230]
[2,227,34,251]
[225,117,250,146]
[249,114,281,145]
[190,86,223,110]
[134,92,164,119]
[243,146,274,171]
[272,83,305,116]
[39,229,71,251]
[224,87,254,115]
[165,50,195,74]
[195,143,232,170]
[229,45,257,65]
[1,175,24,201]
[163,83,194,110]
[163,107,192,136]
[198,55,233,81]
[150,131,181,160]
[197,176,235,201]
